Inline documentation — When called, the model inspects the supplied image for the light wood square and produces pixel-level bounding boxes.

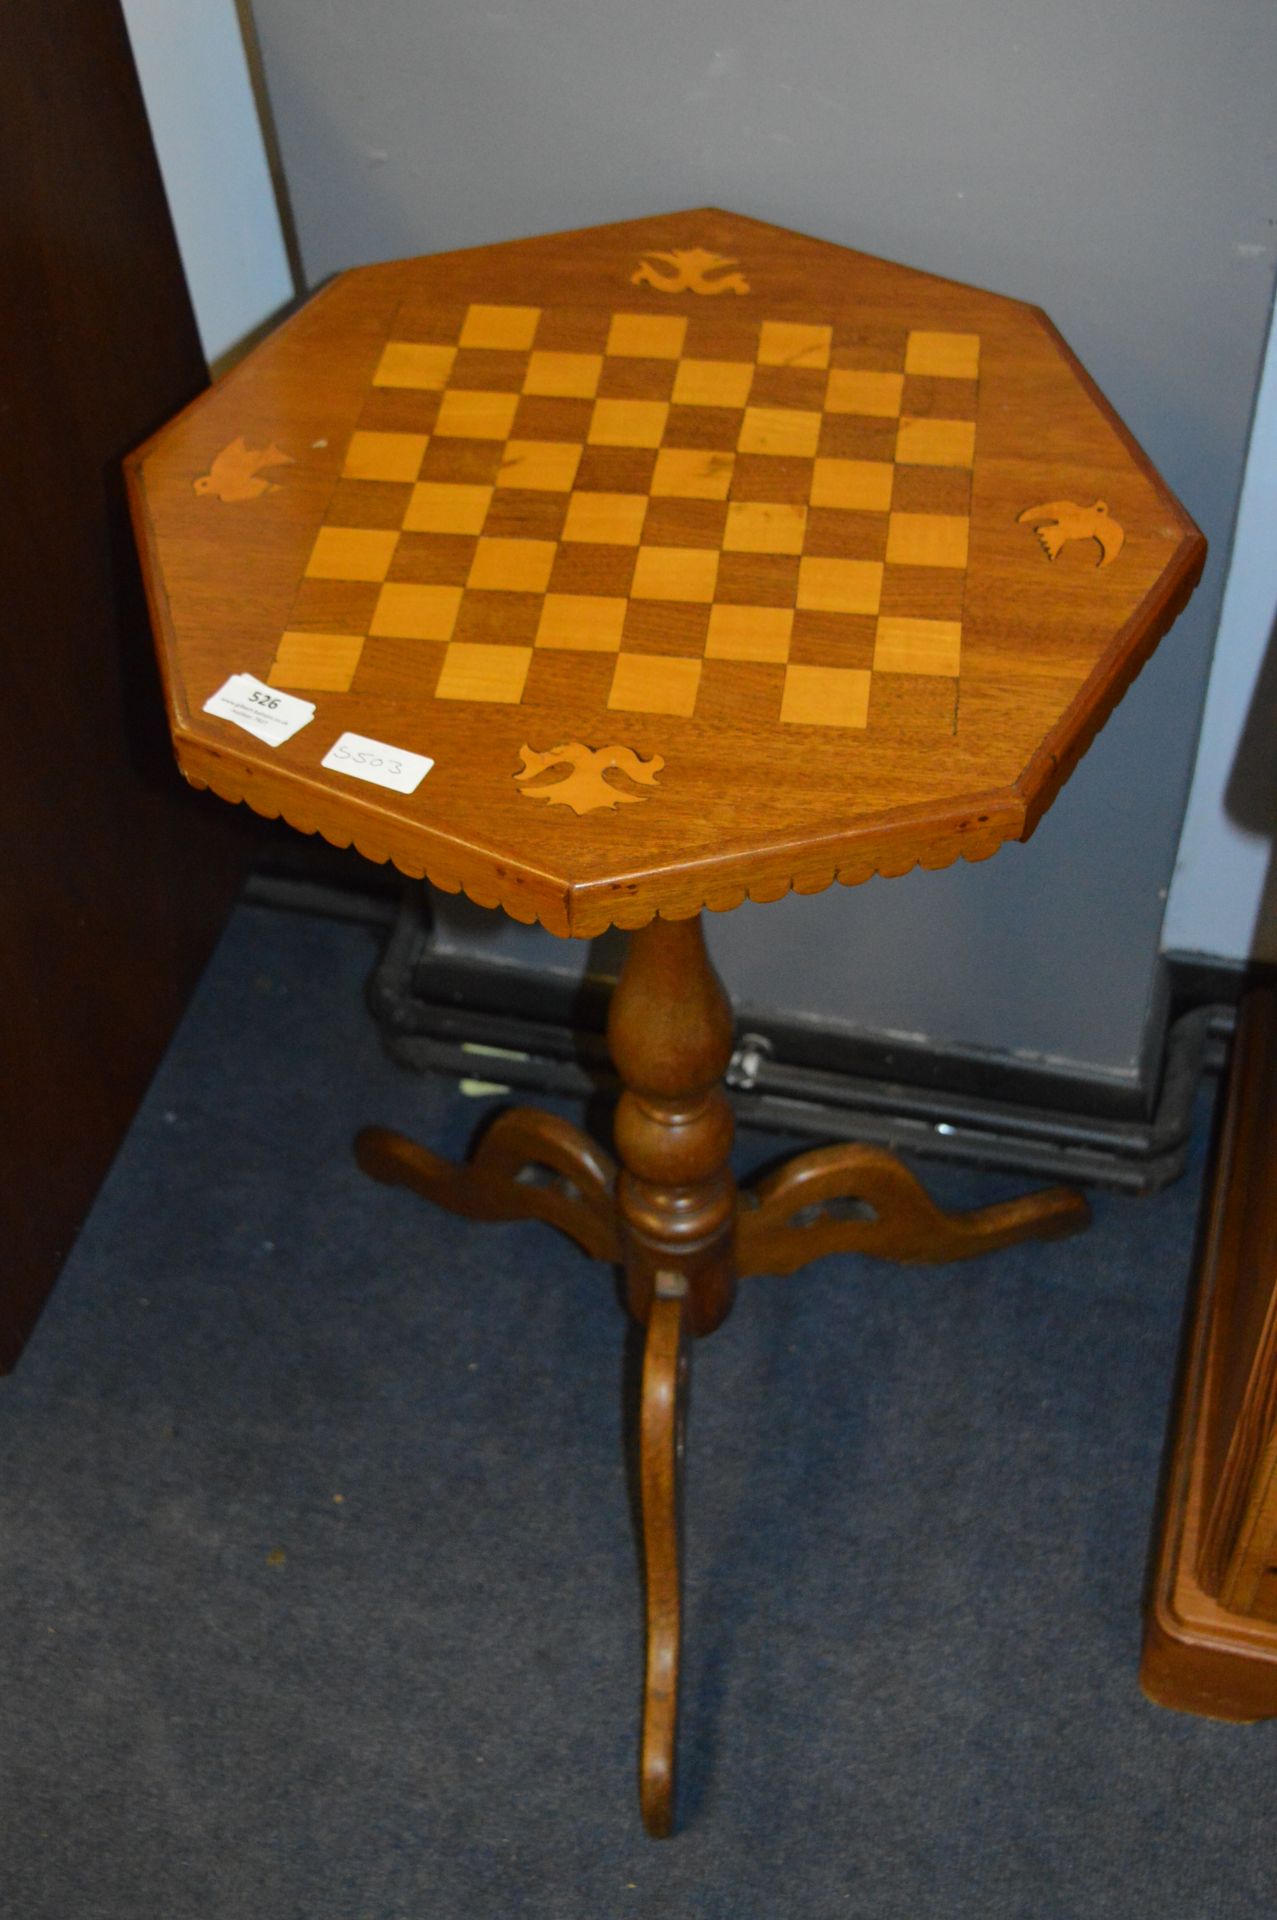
[671,359,755,408]
[796,556,883,615]
[780,665,871,728]
[436,641,532,702]
[905,330,980,379]
[467,537,557,592]
[874,615,963,676]
[885,512,970,568]
[434,389,520,440]
[523,351,603,399]
[723,501,807,554]
[343,430,430,483]
[589,398,669,448]
[562,492,648,545]
[459,304,540,350]
[403,482,493,535]
[895,417,976,468]
[370,582,463,641]
[705,605,793,662]
[269,631,365,691]
[737,407,821,458]
[810,458,894,512]
[608,653,701,717]
[758,322,832,369]
[651,448,735,499]
[305,526,399,582]
[825,369,904,418]
[496,440,583,491]
[606,312,687,359]
[630,545,720,603]
[372,341,456,390]
[535,594,628,650]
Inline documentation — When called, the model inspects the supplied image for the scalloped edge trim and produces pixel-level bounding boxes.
[185,760,567,930]
[583,817,1014,931]
[181,750,1020,939]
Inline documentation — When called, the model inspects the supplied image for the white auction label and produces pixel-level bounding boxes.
[321,731,433,795]
[202,673,315,746]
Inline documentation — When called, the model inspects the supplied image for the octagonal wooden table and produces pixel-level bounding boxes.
[130,208,1204,1835]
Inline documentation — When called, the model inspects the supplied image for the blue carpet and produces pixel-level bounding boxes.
[2,904,1273,1918]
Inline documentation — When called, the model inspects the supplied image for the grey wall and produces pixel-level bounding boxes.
[1163,305,1277,965]
[249,0,1277,1084]
[120,0,293,363]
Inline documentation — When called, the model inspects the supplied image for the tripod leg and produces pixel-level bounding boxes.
[638,1284,690,1839]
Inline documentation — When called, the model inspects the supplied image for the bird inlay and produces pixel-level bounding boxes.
[1017,498,1125,569]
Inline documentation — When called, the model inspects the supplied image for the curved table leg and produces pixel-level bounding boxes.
[736,1140,1089,1277]
[639,1282,690,1839]
[356,1107,621,1263]
[352,913,1093,1838]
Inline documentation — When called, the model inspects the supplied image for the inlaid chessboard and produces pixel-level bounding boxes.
[131,208,1205,934]
[270,298,980,734]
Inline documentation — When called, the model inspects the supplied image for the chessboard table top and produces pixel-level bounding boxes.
[129,208,1204,938]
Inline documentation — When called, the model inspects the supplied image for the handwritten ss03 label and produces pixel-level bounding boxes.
[321,731,433,795]
[203,673,315,745]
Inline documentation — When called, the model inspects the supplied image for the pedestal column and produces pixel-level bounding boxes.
[607,913,737,1339]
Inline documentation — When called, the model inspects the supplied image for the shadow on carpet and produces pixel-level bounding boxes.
[2,905,1273,1920]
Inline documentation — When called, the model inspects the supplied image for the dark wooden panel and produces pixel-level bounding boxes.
[1142,984,1277,1717]
[1199,988,1277,1605]
[0,0,257,1371]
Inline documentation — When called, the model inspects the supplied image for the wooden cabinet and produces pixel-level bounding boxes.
[1143,983,1277,1716]
[0,1,253,1371]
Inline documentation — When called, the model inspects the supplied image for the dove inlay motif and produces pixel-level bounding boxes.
[630,249,750,296]
[514,742,664,815]
[1017,498,1125,569]
[194,437,293,503]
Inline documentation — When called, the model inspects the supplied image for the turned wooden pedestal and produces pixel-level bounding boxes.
[357,913,1088,1834]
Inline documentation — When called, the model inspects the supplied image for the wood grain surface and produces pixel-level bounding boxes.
[638,1286,689,1839]
[130,209,1204,935]
[1,0,254,1370]
[1142,986,1277,1719]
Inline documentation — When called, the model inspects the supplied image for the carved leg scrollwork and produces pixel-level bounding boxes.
[353,909,1093,1840]
[355,1107,621,1263]
[736,1140,1089,1278]
[638,1279,690,1840]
